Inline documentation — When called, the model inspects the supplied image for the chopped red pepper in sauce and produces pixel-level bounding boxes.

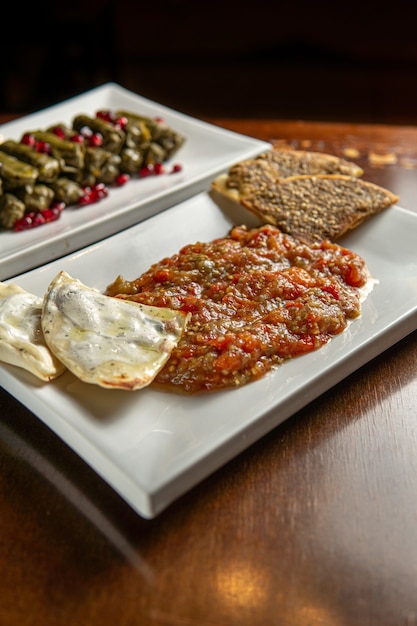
[106,224,369,393]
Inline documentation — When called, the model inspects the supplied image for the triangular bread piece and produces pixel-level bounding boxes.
[212,147,364,200]
[240,174,399,243]
[257,147,364,177]
[41,271,190,390]
[213,159,284,199]
[0,282,65,381]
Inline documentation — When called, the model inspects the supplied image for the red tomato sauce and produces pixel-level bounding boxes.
[106,224,369,393]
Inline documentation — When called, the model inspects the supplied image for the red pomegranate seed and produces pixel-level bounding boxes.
[115,115,128,130]
[16,212,43,230]
[50,200,66,212]
[35,141,51,154]
[51,126,66,139]
[154,162,165,175]
[115,173,130,186]
[13,213,35,231]
[96,110,115,123]
[79,185,93,205]
[21,133,35,147]
[170,163,183,173]
[154,116,165,123]
[93,183,109,200]
[79,183,109,205]
[13,205,64,231]
[79,192,94,205]
[41,207,61,222]
[33,213,46,226]
[89,133,103,147]
[71,134,84,143]
[139,164,154,177]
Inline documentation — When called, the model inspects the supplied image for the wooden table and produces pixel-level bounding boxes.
[1,116,417,626]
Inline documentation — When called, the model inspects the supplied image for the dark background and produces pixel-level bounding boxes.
[2,1,417,124]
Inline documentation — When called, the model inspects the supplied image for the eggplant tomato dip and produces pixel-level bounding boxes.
[106,224,369,394]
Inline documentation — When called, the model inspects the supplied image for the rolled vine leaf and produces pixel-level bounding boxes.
[49,177,84,205]
[14,184,55,212]
[28,130,85,170]
[75,147,122,186]
[0,140,61,184]
[0,192,26,228]
[72,115,125,154]
[116,110,186,159]
[0,151,39,189]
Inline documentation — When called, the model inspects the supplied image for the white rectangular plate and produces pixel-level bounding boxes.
[0,82,270,280]
[1,194,416,518]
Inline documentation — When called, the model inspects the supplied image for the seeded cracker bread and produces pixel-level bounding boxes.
[256,147,364,177]
[212,147,364,199]
[240,174,399,243]
[211,148,399,243]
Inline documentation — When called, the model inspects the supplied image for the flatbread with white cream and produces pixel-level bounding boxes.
[41,271,190,390]
[0,282,65,381]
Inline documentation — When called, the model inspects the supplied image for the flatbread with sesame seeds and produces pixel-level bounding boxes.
[211,148,399,243]
[255,147,364,177]
[212,147,364,200]
[239,174,399,243]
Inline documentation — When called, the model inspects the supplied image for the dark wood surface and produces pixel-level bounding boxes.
[1,115,417,626]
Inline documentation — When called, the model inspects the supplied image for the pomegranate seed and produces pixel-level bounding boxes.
[40,209,53,222]
[35,141,51,154]
[89,132,103,147]
[13,213,35,231]
[115,115,128,130]
[93,182,109,200]
[79,183,109,205]
[71,134,84,143]
[13,204,64,231]
[51,126,66,139]
[33,211,46,226]
[50,200,66,212]
[115,173,130,186]
[79,192,94,206]
[21,133,35,147]
[42,207,62,222]
[170,163,183,173]
[154,116,165,123]
[79,185,92,205]
[33,213,46,226]
[154,162,165,175]
[139,164,154,177]
[96,109,115,123]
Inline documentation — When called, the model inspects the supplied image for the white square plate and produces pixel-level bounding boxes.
[0,83,270,280]
[1,193,416,518]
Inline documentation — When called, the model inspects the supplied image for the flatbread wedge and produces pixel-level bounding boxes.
[41,271,190,390]
[0,282,65,381]
[212,147,364,199]
[256,147,364,177]
[240,174,399,243]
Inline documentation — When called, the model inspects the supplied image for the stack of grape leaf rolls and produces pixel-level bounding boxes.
[0,109,185,230]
